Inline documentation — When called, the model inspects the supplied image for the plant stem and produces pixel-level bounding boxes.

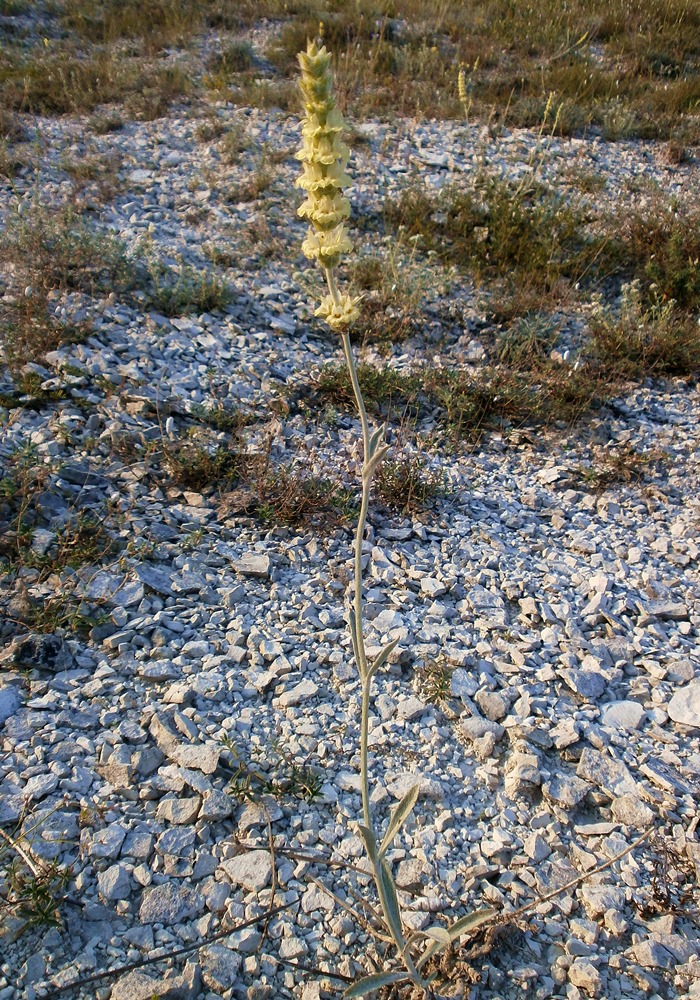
[323,268,424,991]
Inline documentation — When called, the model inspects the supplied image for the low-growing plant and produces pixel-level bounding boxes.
[138,237,233,316]
[219,122,250,164]
[589,280,700,378]
[256,464,355,527]
[204,39,255,90]
[494,314,560,369]
[0,202,132,296]
[315,363,422,418]
[611,203,700,310]
[0,48,190,118]
[385,174,598,293]
[222,735,323,803]
[162,438,242,491]
[375,454,444,513]
[293,40,494,998]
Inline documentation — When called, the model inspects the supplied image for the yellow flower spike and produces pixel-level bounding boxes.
[296,38,357,332]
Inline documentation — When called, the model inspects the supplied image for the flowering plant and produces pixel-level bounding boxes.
[295,40,493,997]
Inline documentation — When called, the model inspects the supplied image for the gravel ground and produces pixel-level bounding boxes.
[1,50,699,1000]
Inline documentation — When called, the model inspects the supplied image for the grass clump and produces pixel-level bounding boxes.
[494,314,560,369]
[348,252,433,345]
[139,240,233,316]
[0,48,190,118]
[163,440,242,491]
[574,443,669,491]
[315,363,422,419]
[1,202,132,296]
[589,281,700,378]
[612,202,700,311]
[204,40,255,90]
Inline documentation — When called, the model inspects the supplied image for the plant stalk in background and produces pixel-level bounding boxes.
[296,39,493,998]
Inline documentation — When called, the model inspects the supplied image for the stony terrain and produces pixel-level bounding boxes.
[1,30,700,1000]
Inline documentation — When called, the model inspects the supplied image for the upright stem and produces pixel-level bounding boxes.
[324,269,373,829]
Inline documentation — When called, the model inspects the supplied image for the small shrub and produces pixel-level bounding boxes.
[376,455,443,512]
[426,364,605,439]
[139,241,232,316]
[0,202,132,295]
[219,122,250,164]
[163,440,242,490]
[385,175,597,292]
[256,465,354,527]
[204,40,255,90]
[611,203,700,310]
[194,118,225,143]
[575,443,669,492]
[348,253,424,344]
[225,164,273,203]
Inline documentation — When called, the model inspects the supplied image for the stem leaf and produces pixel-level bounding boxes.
[357,824,378,863]
[344,971,410,998]
[379,782,420,858]
[377,857,405,947]
[367,637,399,682]
[367,424,385,458]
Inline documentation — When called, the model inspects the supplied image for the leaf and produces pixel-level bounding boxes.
[364,443,390,480]
[367,637,399,682]
[377,857,405,946]
[367,424,385,459]
[416,907,496,971]
[446,907,496,939]
[378,782,420,858]
[344,971,410,998]
[423,926,452,945]
[357,824,378,863]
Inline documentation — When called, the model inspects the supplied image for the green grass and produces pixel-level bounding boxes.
[248,0,700,139]
[589,281,700,378]
[0,49,190,118]
[384,175,600,293]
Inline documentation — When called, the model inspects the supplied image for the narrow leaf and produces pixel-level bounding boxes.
[344,971,409,998]
[377,858,405,946]
[378,782,420,858]
[447,907,496,940]
[357,824,378,863]
[364,444,390,481]
[367,637,399,682]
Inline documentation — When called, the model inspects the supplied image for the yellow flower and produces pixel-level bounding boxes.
[315,292,361,330]
[298,191,350,228]
[296,39,357,330]
[302,224,353,264]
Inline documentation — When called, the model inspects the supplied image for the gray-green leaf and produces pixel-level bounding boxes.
[379,782,420,858]
[423,926,452,945]
[344,971,410,998]
[377,857,405,946]
[367,637,399,682]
